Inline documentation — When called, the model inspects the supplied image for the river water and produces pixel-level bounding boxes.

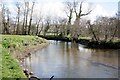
[23,40,119,78]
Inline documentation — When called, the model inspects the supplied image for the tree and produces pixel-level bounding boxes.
[43,16,51,36]
[86,17,118,42]
[13,17,17,34]
[79,19,88,37]
[117,16,120,38]
[87,20,99,41]
[58,18,67,37]
[64,1,74,35]
[1,4,10,34]
[28,2,35,35]
[36,17,42,35]
[24,1,29,35]
[22,2,26,35]
[72,0,92,41]
[0,5,2,34]
[16,2,21,34]
[108,17,118,41]
[38,22,44,35]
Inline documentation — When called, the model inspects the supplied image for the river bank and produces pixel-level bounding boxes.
[38,35,120,49]
[1,35,48,78]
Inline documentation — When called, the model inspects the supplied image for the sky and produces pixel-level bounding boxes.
[0,0,119,21]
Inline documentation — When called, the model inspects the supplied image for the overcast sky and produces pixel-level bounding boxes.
[1,0,119,21]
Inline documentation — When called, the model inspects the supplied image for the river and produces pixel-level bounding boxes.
[23,40,119,78]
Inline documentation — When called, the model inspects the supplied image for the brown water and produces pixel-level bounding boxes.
[23,40,119,78]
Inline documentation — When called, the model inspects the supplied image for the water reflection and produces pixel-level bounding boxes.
[23,40,119,78]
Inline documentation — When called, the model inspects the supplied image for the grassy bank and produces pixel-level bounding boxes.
[1,35,47,78]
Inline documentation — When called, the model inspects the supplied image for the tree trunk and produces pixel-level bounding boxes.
[28,2,35,35]
[38,22,43,35]
[24,2,29,35]
[16,7,20,35]
[88,22,98,41]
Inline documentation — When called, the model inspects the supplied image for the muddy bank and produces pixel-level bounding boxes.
[22,43,48,61]
[10,42,49,78]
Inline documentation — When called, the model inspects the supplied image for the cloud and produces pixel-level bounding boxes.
[87,4,115,22]
[1,0,117,22]
[33,2,66,18]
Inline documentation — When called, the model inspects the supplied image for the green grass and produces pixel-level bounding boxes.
[1,35,47,78]
[2,48,26,78]
[78,36,91,40]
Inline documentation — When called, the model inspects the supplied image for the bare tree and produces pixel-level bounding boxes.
[87,17,118,42]
[79,19,88,37]
[117,16,120,38]
[43,16,51,36]
[52,17,60,36]
[6,9,11,33]
[58,18,67,37]
[36,17,42,35]
[87,20,99,41]
[2,4,9,34]
[72,0,92,41]
[16,2,21,34]
[0,5,2,34]
[64,1,74,35]
[22,2,26,34]
[13,17,17,34]
[108,18,118,41]
[38,22,44,35]
[28,2,35,35]
[24,1,29,35]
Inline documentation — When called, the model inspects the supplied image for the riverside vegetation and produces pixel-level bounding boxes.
[1,35,47,78]
[39,35,120,49]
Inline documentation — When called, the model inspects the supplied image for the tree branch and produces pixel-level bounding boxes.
[80,10,92,16]
[73,0,78,16]
[78,1,84,17]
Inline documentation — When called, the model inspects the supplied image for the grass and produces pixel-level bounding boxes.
[0,35,47,78]
[2,48,26,78]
